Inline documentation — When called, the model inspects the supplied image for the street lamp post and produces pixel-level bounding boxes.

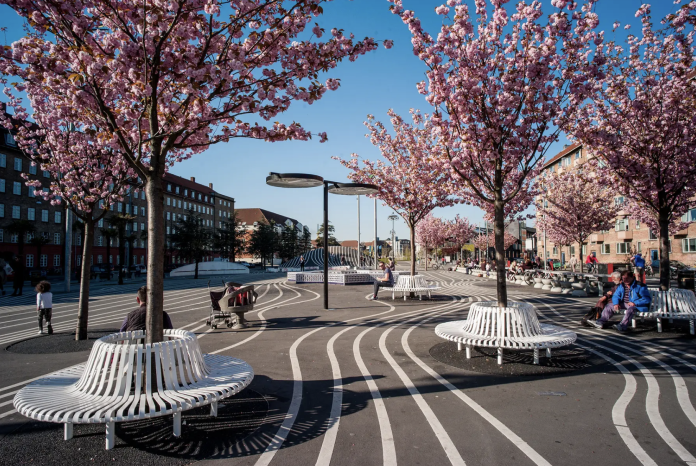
[266,173,377,310]
[388,214,398,262]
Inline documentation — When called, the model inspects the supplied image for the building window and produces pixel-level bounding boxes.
[682,208,696,223]
[637,242,642,253]
[117,202,122,212]
[28,188,35,198]
[53,255,60,266]
[166,226,170,235]
[27,208,35,221]
[98,236,103,246]
[10,233,18,243]
[570,246,575,255]
[54,233,61,245]
[0,179,5,193]
[40,210,48,223]
[76,255,81,266]
[175,186,179,194]
[76,233,81,246]
[40,254,47,267]
[0,153,5,167]
[649,230,658,240]
[141,222,145,231]
[166,212,170,220]
[43,170,50,178]
[98,255,103,264]
[552,246,558,256]
[13,157,21,171]
[682,238,696,253]
[561,156,570,167]
[0,204,3,218]
[98,218,103,227]
[615,219,629,231]
[13,181,21,195]
[26,254,34,267]
[601,244,610,254]
[141,191,145,200]
[614,196,625,207]
[184,189,188,196]
[55,211,62,223]
[125,204,130,214]
[616,242,629,254]
[635,219,640,229]
[12,205,20,219]
[29,163,37,175]
[167,184,172,192]
[116,255,120,265]
[141,207,145,216]
[0,229,3,242]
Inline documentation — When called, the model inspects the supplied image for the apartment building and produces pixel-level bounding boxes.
[537,142,696,267]
[163,173,235,266]
[0,128,67,270]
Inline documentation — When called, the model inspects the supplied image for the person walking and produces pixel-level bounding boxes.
[0,257,7,295]
[630,252,646,283]
[11,255,24,296]
[300,255,305,272]
[569,255,578,273]
[36,280,53,335]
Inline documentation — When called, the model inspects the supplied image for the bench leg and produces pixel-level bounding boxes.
[632,318,636,329]
[497,348,503,365]
[457,342,462,351]
[173,411,182,437]
[64,423,73,441]
[546,348,552,358]
[657,317,663,333]
[210,400,218,417]
[533,349,539,365]
[691,319,695,336]
[105,421,115,450]
[466,345,471,359]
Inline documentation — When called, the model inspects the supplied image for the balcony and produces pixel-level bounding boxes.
[617,231,632,240]
[589,234,604,243]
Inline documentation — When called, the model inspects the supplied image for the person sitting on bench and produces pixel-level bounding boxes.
[370,262,393,300]
[120,286,173,332]
[589,270,651,333]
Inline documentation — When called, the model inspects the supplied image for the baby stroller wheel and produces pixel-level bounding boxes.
[212,324,217,329]
[206,319,211,326]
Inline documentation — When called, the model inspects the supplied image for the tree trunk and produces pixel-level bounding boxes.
[75,221,94,340]
[659,210,671,291]
[410,223,416,276]
[494,194,508,308]
[424,244,428,271]
[194,259,199,279]
[145,177,165,344]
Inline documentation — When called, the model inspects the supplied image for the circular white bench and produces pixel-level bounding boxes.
[435,302,577,365]
[382,275,440,300]
[13,329,254,450]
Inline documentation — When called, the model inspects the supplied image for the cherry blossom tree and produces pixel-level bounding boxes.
[0,0,383,343]
[472,232,492,261]
[19,127,134,340]
[569,4,696,289]
[444,215,475,261]
[390,0,602,306]
[336,109,457,275]
[415,213,446,270]
[536,160,616,273]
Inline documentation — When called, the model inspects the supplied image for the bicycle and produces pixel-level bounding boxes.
[586,262,598,274]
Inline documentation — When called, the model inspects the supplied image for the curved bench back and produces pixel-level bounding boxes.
[460,302,544,340]
[74,329,210,401]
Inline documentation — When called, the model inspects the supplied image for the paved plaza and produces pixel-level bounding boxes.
[0,270,694,465]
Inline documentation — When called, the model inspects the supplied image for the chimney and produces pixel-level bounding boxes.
[209,183,213,189]
[190,176,195,182]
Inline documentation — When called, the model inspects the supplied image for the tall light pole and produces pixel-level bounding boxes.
[357,195,361,268]
[374,198,378,269]
[388,214,398,261]
[266,173,377,309]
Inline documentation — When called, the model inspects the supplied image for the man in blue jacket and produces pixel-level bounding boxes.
[589,270,651,332]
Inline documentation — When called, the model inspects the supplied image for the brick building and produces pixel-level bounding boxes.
[0,127,66,270]
[537,142,696,268]
[162,173,235,267]
[235,208,308,264]
[0,119,236,272]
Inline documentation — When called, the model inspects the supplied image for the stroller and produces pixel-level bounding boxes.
[206,280,258,329]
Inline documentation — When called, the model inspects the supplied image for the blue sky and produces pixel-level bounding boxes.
[0,0,684,242]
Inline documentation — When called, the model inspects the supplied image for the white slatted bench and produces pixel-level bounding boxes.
[13,329,254,450]
[435,302,577,364]
[631,288,696,334]
[383,275,440,300]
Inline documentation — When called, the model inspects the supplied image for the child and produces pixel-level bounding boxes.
[36,280,53,335]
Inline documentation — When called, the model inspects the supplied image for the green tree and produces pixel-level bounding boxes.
[6,219,36,259]
[212,211,244,262]
[29,235,51,267]
[170,209,212,279]
[279,224,299,261]
[247,220,280,269]
[316,222,340,247]
[300,227,312,253]
[100,227,118,274]
[108,214,136,285]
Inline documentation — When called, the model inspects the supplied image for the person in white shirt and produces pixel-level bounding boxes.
[36,281,53,335]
